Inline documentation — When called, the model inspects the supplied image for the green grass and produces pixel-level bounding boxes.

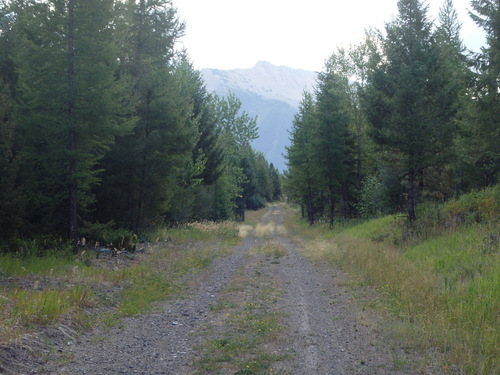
[148,220,239,244]
[0,250,78,277]
[117,243,225,317]
[0,221,239,343]
[287,186,500,374]
[199,300,285,373]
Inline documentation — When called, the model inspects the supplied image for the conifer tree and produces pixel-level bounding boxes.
[434,0,471,196]
[468,0,500,185]
[95,0,196,230]
[269,163,282,201]
[285,92,317,224]
[363,0,455,221]
[313,59,355,227]
[0,2,23,243]
[14,0,135,243]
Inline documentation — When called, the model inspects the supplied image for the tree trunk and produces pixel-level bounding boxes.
[356,111,363,188]
[306,172,314,225]
[328,176,334,228]
[408,167,416,222]
[67,0,78,246]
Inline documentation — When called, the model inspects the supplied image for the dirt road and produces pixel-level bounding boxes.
[37,205,425,374]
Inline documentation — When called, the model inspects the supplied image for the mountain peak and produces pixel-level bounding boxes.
[254,60,273,68]
[201,62,317,171]
[202,61,316,108]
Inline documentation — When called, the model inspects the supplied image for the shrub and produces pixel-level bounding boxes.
[81,221,136,250]
[443,184,500,227]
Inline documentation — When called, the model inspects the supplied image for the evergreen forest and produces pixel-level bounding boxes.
[0,0,281,251]
[284,0,500,227]
[1,0,500,252]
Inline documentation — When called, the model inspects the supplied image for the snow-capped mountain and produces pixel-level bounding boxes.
[202,61,317,171]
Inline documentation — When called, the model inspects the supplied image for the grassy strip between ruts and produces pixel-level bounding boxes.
[285,191,499,374]
[193,239,290,375]
[0,221,239,344]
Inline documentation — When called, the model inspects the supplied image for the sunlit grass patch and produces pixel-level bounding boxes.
[254,221,287,237]
[260,240,289,259]
[239,225,254,238]
[339,214,400,242]
[0,284,93,342]
[245,207,270,227]
[147,220,239,244]
[255,222,276,237]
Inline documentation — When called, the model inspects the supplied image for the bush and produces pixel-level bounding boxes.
[356,175,388,218]
[442,184,500,227]
[81,221,136,250]
[246,193,266,210]
[11,236,72,258]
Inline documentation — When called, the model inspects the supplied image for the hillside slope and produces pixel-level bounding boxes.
[202,61,316,171]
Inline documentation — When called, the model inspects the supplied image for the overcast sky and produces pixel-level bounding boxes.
[174,0,485,72]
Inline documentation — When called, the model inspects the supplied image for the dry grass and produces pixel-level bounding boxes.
[285,202,500,374]
[254,222,287,237]
[238,225,254,238]
[249,240,289,259]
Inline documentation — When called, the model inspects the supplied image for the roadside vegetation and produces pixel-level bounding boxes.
[0,221,239,346]
[289,185,499,374]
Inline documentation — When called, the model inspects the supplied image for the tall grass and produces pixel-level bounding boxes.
[288,185,500,374]
[0,220,239,343]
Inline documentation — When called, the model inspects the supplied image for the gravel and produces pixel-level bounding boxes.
[2,206,435,374]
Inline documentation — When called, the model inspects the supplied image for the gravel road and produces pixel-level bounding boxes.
[24,205,430,374]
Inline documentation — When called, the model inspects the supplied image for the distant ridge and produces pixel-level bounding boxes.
[202,61,316,171]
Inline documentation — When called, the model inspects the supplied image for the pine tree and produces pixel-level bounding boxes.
[0,76,22,243]
[285,92,317,224]
[468,0,500,185]
[172,53,224,186]
[269,163,282,201]
[313,59,355,227]
[95,0,196,230]
[434,0,470,198]
[0,2,24,244]
[14,0,135,243]
[363,0,455,221]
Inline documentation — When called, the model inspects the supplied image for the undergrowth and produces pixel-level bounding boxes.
[289,185,500,374]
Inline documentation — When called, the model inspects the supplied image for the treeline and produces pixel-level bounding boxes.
[0,0,280,250]
[284,0,500,226]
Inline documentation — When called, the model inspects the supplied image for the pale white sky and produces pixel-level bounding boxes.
[175,0,485,72]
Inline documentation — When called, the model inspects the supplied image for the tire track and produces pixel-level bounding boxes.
[40,236,258,375]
